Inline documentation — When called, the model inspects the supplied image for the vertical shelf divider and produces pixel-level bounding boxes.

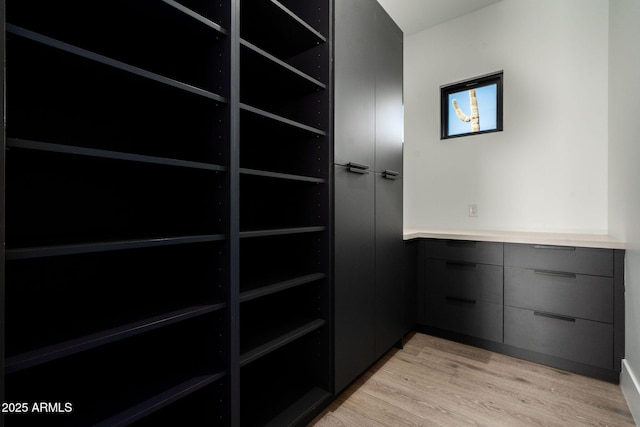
[229,0,242,426]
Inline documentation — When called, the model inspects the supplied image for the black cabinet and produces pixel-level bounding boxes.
[374,173,403,359]
[1,1,332,425]
[334,0,403,393]
[504,243,621,372]
[423,240,504,343]
[333,0,376,168]
[334,165,376,391]
[415,237,625,382]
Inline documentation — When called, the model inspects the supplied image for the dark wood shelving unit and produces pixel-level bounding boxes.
[238,1,331,425]
[2,0,233,425]
[2,0,331,425]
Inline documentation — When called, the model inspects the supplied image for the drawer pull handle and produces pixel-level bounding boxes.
[446,261,477,269]
[533,311,576,322]
[347,162,370,174]
[382,170,400,180]
[446,296,476,305]
[533,245,576,251]
[534,270,577,279]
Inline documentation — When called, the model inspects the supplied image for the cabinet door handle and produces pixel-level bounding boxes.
[533,245,576,251]
[533,311,576,322]
[446,261,477,269]
[446,296,476,305]
[382,170,400,180]
[346,162,370,174]
[534,270,577,279]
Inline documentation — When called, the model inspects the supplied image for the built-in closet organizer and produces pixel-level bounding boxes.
[1,1,332,425]
[410,232,625,383]
[333,0,404,394]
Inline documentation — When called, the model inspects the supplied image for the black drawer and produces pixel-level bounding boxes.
[424,239,503,265]
[504,243,613,277]
[425,296,502,343]
[425,259,503,304]
[505,267,613,323]
[504,306,613,369]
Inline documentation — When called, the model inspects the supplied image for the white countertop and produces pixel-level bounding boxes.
[403,229,626,250]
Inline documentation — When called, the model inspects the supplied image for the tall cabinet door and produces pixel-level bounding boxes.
[373,2,403,360]
[334,0,376,168]
[374,4,404,175]
[334,165,375,393]
[374,173,403,360]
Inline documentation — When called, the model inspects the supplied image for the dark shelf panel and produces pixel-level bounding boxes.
[7,34,228,164]
[263,387,332,427]
[240,173,327,231]
[240,332,331,427]
[6,148,227,249]
[239,318,326,367]
[239,40,328,130]
[94,372,227,427]
[240,103,326,136]
[240,108,328,180]
[240,168,325,184]
[6,234,225,260]
[7,24,226,103]
[241,38,325,90]
[161,0,227,34]
[6,241,227,359]
[6,304,226,374]
[7,138,226,172]
[239,226,325,239]
[6,0,229,95]
[4,314,226,425]
[241,0,326,59]
[240,273,326,303]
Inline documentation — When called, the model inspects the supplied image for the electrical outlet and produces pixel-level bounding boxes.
[468,204,478,217]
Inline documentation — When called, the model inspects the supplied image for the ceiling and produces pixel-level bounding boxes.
[376,0,503,35]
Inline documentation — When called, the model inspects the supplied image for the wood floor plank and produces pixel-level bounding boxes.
[309,332,636,427]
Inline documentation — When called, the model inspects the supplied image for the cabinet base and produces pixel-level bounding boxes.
[414,324,621,384]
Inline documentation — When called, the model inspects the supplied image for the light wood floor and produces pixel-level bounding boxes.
[309,332,636,426]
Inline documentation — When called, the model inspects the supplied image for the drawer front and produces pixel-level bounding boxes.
[505,267,613,323]
[425,259,503,304]
[504,306,613,369]
[424,239,503,265]
[504,243,613,277]
[426,296,503,343]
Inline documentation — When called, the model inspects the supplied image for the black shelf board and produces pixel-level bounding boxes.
[241,0,326,59]
[161,0,227,35]
[240,103,326,136]
[240,168,325,184]
[239,226,325,239]
[269,0,326,43]
[94,371,226,427]
[240,273,326,303]
[5,234,226,260]
[240,38,325,90]
[6,304,226,374]
[7,138,226,172]
[239,318,326,367]
[263,387,332,427]
[7,24,227,104]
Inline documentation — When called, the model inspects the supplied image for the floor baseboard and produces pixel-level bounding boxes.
[621,359,640,425]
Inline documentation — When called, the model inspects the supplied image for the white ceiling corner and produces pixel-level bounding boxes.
[376,0,503,35]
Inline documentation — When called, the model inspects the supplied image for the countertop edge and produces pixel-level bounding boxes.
[403,229,626,250]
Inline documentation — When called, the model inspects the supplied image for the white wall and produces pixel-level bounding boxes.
[404,0,609,233]
[609,0,640,420]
